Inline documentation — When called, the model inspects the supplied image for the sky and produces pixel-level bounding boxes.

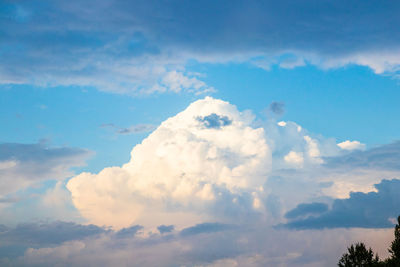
[1,0,400,266]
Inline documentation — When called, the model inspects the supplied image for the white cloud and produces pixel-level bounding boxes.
[337,140,366,151]
[67,97,270,229]
[284,151,304,167]
[0,160,17,170]
[65,98,400,233]
[67,98,381,229]
[277,121,287,127]
[304,135,323,164]
[160,70,214,94]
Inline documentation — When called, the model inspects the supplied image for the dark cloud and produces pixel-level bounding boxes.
[0,221,107,246]
[269,101,285,115]
[157,225,174,234]
[196,113,232,129]
[283,179,400,229]
[0,197,20,203]
[0,225,8,233]
[0,220,391,266]
[324,141,400,171]
[0,221,142,260]
[2,0,400,92]
[285,203,328,220]
[180,223,232,237]
[115,225,143,238]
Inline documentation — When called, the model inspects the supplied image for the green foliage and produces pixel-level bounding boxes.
[338,215,400,267]
[385,216,400,266]
[338,242,381,267]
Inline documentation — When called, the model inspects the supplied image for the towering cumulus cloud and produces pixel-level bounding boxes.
[67,97,270,228]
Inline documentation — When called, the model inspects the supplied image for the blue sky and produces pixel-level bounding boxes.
[2,63,399,172]
[1,1,400,266]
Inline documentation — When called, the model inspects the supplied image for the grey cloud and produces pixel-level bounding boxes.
[283,179,400,229]
[5,222,390,267]
[0,221,107,246]
[115,225,143,238]
[0,142,92,197]
[269,101,285,115]
[0,142,92,196]
[180,223,233,237]
[0,197,20,203]
[196,113,232,129]
[0,225,8,233]
[0,221,136,261]
[157,225,174,234]
[324,141,400,171]
[285,203,329,220]
[2,1,400,93]
[0,142,89,163]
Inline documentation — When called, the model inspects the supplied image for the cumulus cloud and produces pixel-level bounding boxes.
[0,142,92,197]
[284,151,304,167]
[67,97,271,229]
[1,99,400,266]
[263,120,339,172]
[1,1,400,93]
[67,97,394,230]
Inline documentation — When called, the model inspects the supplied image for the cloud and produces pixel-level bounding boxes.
[269,102,285,115]
[337,140,366,151]
[1,1,400,93]
[284,179,400,229]
[180,223,232,237]
[157,225,174,234]
[0,142,92,197]
[67,97,388,230]
[284,151,304,167]
[101,123,155,135]
[0,221,394,267]
[196,113,232,129]
[159,71,215,94]
[0,221,107,247]
[324,141,400,171]
[67,97,271,229]
[114,225,143,239]
[284,203,329,220]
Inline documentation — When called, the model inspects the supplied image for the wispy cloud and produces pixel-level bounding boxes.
[101,123,155,135]
[0,142,92,197]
